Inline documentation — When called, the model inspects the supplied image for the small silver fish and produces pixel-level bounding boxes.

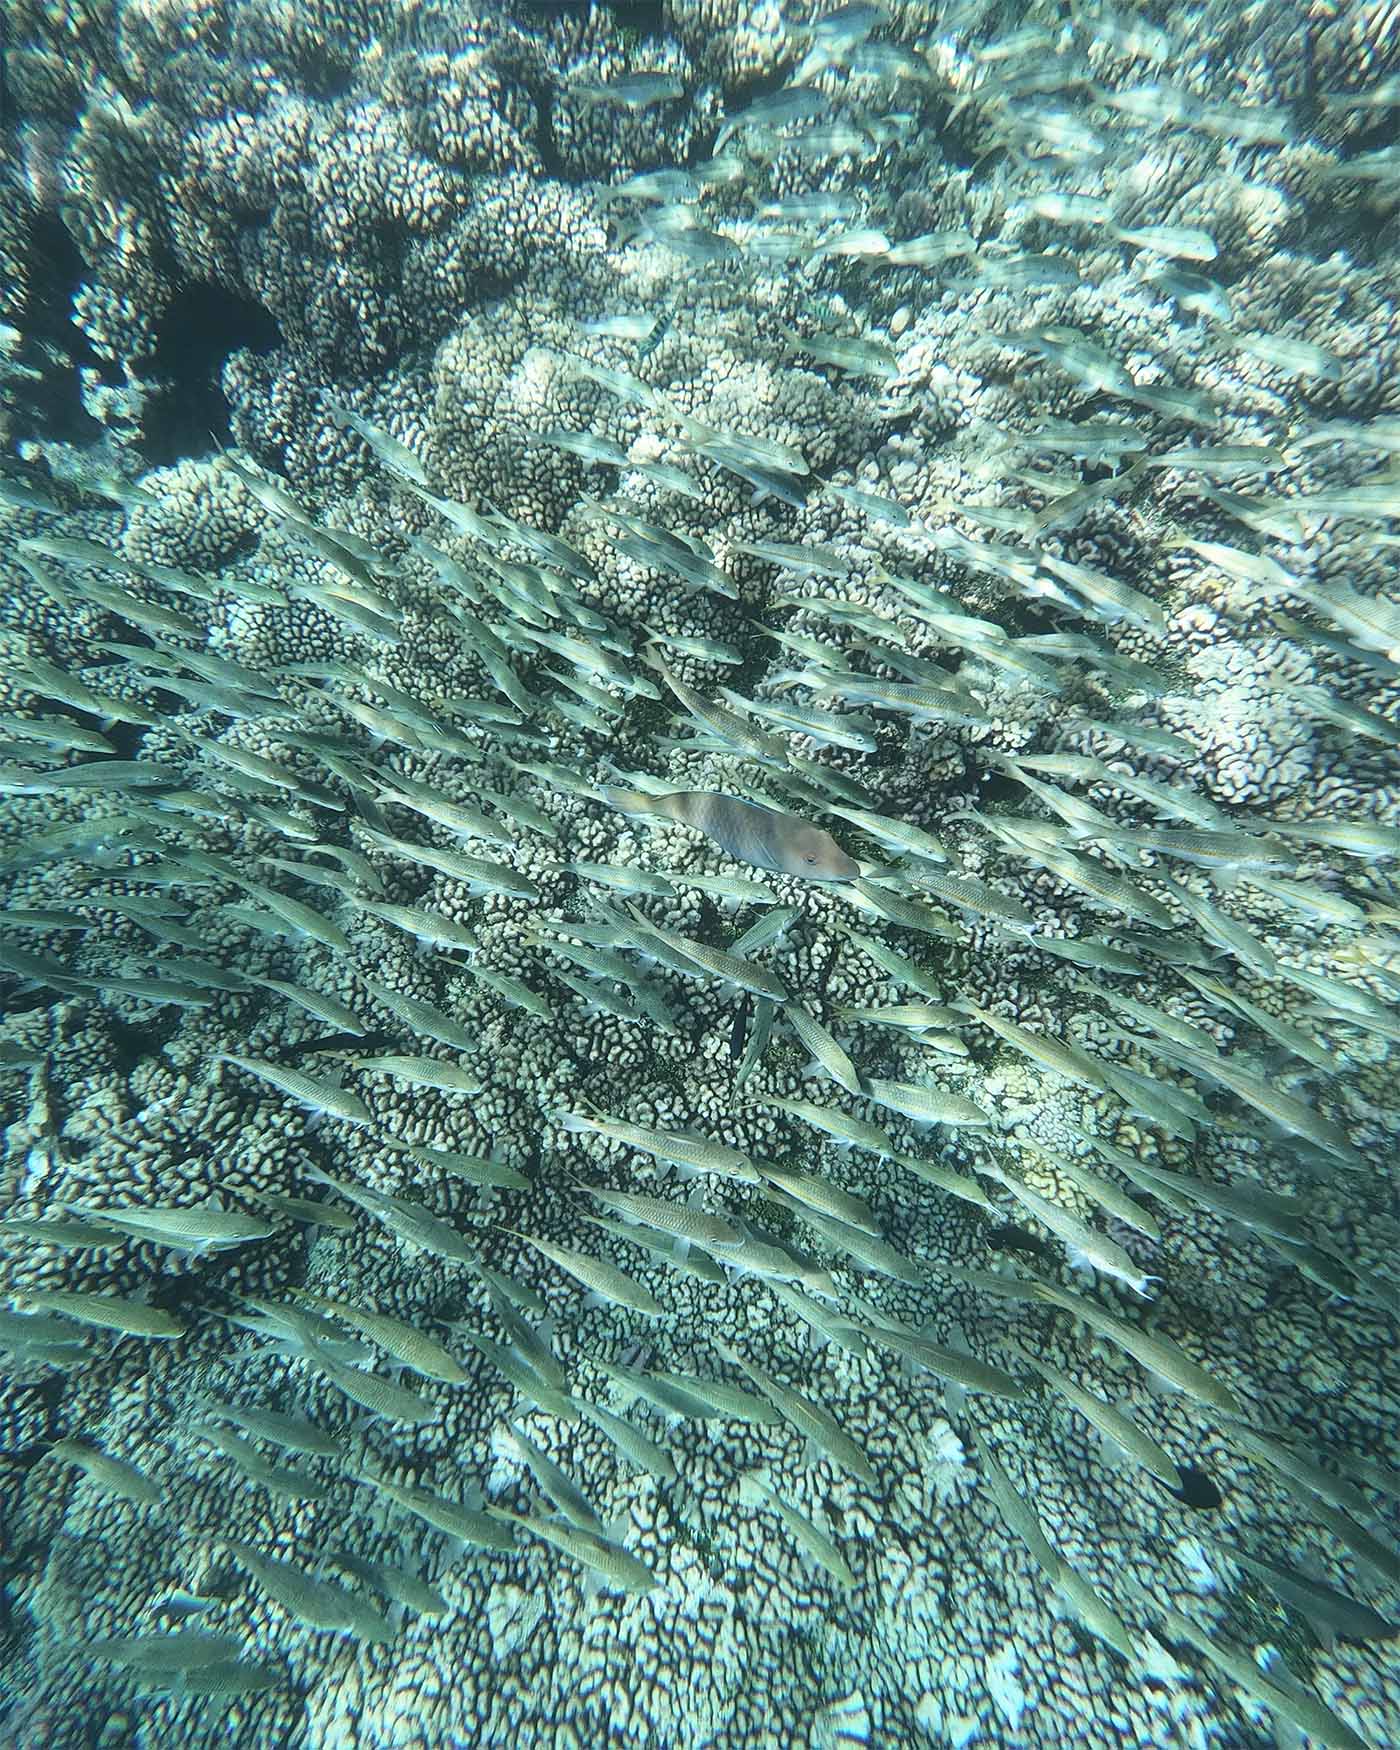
[570,71,685,110]
[219,1056,373,1127]
[22,1290,185,1339]
[224,1541,394,1641]
[739,1471,855,1588]
[505,1229,666,1317]
[354,1469,514,1548]
[712,1338,876,1485]
[485,1505,662,1593]
[50,1437,163,1505]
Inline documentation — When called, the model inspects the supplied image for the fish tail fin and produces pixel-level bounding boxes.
[598,786,660,820]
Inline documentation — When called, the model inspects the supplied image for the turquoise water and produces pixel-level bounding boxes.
[1,2,1398,1744]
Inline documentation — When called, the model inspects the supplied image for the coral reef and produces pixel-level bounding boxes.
[1,2,1399,1748]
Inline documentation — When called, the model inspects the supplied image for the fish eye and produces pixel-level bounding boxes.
[804,853,817,864]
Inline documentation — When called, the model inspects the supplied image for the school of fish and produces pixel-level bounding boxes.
[1,0,1399,1744]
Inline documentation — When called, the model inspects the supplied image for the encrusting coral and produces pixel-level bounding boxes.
[1,2,1399,1748]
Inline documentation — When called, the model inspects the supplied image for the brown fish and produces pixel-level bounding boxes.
[599,787,858,881]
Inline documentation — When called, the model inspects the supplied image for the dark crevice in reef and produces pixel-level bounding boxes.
[142,280,282,467]
[977,769,1028,810]
[0,981,66,1020]
[924,96,981,174]
[282,1029,393,1064]
[1294,13,1320,136]
[1017,602,1072,639]
[718,63,793,111]
[1343,113,1400,157]
[516,0,666,28]
[534,84,566,181]
[106,1010,179,1073]
[300,54,361,104]
[22,214,97,361]
[1170,1464,1225,1511]
[613,0,666,32]
[16,212,110,445]
[985,1223,1056,1263]
[96,717,150,761]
